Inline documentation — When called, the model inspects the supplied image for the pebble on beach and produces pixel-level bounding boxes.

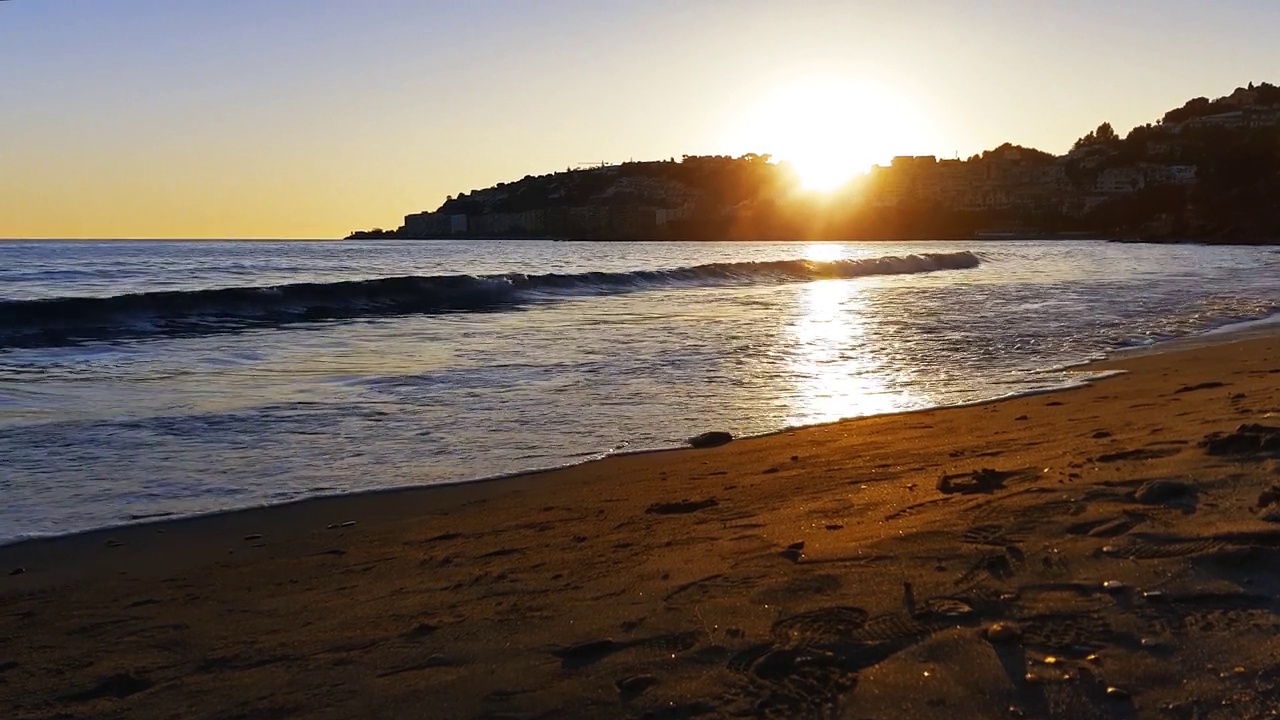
[1133,479,1193,504]
[984,622,1021,643]
[687,431,734,449]
[1106,686,1130,700]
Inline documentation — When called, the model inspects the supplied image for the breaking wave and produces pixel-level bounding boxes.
[0,251,981,349]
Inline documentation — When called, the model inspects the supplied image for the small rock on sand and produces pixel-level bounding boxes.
[1133,479,1193,504]
[1201,423,1280,455]
[937,468,1012,495]
[687,431,733,449]
[780,541,805,563]
[1257,485,1280,509]
[985,622,1020,642]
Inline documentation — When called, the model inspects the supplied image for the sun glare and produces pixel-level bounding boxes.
[803,243,846,263]
[728,79,932,192]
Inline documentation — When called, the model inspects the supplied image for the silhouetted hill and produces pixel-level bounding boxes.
[349,83,1280,244]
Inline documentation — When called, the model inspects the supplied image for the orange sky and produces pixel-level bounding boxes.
[2,0,1277,238]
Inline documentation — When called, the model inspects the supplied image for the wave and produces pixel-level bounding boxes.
[0,251,981,349]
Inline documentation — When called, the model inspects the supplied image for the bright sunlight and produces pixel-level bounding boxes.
[726,78,933,192]
[803,243,846,263]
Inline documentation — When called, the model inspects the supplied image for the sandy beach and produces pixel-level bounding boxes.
[3,332,1280,719]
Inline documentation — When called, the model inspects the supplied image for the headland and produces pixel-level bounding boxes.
[350,83,1280,245]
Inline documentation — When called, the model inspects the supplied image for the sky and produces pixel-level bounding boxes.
[2,0,1278,239]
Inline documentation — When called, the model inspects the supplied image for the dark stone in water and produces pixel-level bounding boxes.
[688,431,733,449]
[1133,479,1193,504]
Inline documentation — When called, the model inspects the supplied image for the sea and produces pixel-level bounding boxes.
[1,239,1278,544]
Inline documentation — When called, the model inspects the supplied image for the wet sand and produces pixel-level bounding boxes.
[3,333,1280,719]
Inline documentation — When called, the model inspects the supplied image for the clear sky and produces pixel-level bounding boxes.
[2,0,1277,239]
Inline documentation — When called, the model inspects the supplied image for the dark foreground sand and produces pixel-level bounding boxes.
[3,334,1280,720]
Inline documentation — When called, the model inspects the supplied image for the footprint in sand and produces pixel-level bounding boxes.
[1100,536,1224,560]
[1135,592,1277,635]
[1092,447,1181,463]
[645,498,719,515]
[1173,381,1228,394]
[1016,613,1118,655]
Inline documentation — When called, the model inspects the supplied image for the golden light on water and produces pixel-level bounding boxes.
[786,277,920,425]
[726,78,933,192]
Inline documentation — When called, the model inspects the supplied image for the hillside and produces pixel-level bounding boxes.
[349,83,1280,243]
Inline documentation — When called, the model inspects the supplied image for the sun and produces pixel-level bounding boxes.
[727,78,931,192]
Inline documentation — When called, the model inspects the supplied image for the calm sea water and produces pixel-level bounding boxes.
[1,239,1277,543]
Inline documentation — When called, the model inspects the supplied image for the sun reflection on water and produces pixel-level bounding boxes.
[786,277,923,426]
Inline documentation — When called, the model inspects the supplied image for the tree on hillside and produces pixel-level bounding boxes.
[1072,122,1119,152]
[1163,97,1212,125]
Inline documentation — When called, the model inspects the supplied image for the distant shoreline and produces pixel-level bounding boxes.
[6,235,1276,246]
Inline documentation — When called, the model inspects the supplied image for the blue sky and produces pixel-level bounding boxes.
[2,0,1277,237]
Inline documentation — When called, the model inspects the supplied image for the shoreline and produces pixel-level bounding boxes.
[8,311,1278,550]
[0,370,1119,549]
[3,329,1279,717]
